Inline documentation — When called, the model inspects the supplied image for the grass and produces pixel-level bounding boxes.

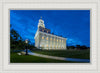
[10,53,80,63]
[10,49,90,63]
[33,49,90,59]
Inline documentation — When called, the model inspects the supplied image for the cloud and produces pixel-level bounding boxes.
[10,10,90,47]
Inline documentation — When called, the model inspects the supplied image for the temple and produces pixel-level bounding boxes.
[34,17,67,50]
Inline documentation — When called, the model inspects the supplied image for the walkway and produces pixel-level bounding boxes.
[23,50,90,62]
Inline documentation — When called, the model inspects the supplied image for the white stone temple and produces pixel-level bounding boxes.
[34,17,67,50]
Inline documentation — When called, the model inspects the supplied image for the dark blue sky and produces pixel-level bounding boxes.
[10,10,90,47]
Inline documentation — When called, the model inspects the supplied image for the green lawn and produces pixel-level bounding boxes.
[10,53,79,63]
[33,49,90,59]
[10,49,90,63]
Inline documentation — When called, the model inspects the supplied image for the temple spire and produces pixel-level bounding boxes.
[40,16,42,19]
[38,16,45,28]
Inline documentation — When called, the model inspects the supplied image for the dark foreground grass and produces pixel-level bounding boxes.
[33,49,90,59]
[10,53,80,63]
[10,49,90,63]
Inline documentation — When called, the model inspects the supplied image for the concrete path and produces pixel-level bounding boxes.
[23,50,90,62]
[29,52,66,61]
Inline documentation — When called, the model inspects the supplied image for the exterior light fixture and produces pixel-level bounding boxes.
[25,39,28,55]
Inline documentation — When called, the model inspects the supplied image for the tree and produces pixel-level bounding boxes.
[76,45,80,50]
[10,29,24,50]
[10,28,36,51]
[10,29,20,41]
[68,46,75,50]
[80,45,87,50]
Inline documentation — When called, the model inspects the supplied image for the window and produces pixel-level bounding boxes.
[54,45,55,48]
[47,44,48,47]
[41,45,44,47]
[50,42,52,44]
[42,45,44,47]
[42,36,44,39]
[46,37,48,40]
[42,30,44,32]
[57,45,58,48]
[50,38,52,41]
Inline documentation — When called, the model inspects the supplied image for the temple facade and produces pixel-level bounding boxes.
[34,17,67,50]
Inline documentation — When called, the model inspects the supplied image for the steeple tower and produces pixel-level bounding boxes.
[40,16,42,19]
[38,16,45,28]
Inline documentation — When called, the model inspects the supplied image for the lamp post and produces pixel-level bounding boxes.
[25,39,28,55]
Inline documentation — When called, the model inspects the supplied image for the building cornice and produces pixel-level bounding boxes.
[39,31,67,40]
